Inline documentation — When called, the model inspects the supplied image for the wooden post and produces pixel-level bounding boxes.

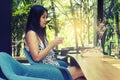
[0,0,12,55]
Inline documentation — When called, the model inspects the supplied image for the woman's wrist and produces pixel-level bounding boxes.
[49,41,56,48]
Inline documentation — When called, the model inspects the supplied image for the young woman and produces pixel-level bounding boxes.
[24,5,85,80]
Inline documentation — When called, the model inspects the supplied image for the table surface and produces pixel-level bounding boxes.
[69,48,120,80]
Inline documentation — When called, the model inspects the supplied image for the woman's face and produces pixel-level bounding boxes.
[40,11,47,28]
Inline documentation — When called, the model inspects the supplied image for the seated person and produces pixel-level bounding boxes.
[24,5,85,80]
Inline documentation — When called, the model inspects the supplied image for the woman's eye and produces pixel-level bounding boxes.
[42,16,45,18]
[43,16,47,19]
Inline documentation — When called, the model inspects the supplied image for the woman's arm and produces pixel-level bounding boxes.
[25,30,63,62]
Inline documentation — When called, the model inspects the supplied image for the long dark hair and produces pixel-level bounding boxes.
[25,5,48,47]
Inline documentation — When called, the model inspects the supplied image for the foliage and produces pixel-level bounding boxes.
[12,0,98,56]
[102,0,120,55]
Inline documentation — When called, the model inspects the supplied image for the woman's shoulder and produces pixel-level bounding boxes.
[27,30,36,34]
[26,30,38,40]
[26,30,36,37]
[25,30,40,46]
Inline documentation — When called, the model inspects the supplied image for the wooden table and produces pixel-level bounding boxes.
[69,48,120,80]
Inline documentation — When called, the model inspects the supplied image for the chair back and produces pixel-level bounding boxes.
[0,52,28,80]
[0,52,66,80]
[0,77,5,80]
[24,48,39,65]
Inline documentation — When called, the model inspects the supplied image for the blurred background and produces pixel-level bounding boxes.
[12,0,120,58]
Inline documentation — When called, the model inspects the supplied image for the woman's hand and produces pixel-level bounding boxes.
[50,37,64,47]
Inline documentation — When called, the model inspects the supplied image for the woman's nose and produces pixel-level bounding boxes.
[45,18,47,22]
